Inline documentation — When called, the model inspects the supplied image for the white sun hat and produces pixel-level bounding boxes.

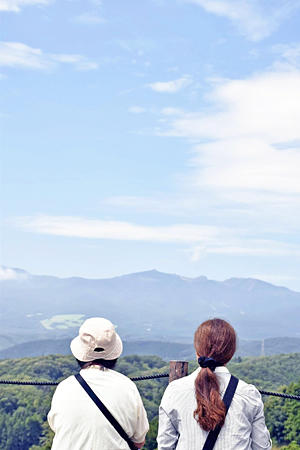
[70,317,123,362]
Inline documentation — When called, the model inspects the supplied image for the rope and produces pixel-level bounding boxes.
[0,375,299,400]
[0,379,58,386]
[131,373,169,381]
[0,373,170,387]
[259,390,300,401]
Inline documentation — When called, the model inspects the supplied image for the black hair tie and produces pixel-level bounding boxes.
[198,356,222,372]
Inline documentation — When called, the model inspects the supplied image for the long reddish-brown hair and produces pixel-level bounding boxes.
[193,318,236,431]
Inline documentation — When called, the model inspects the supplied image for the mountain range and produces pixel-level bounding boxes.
[0,267,299,351]
[0,336,300,360]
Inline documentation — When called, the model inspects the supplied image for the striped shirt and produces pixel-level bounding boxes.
[157,366,272,450]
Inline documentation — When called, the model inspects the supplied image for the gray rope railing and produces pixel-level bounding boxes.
[0,373,170,386]
[0,374,299,400]
[0,379,58,386]
[131,373,169,381]
[259,390,300,401]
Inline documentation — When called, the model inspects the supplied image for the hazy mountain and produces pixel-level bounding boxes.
[0,266,299,348]
[0,337,299,361]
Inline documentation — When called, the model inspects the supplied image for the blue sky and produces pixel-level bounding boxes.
[1,0,300,290]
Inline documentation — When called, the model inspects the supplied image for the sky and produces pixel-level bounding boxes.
[1,0,300,290]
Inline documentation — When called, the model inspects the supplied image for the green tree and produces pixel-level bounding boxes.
[144,417,158,450]
[284,382,300,445]
[281,442,300,450]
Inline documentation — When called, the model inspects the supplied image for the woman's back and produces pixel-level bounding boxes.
[157,318,272,450]
[157,366,272,450]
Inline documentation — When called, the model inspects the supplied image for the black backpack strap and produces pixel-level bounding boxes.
[202,375,239,450]
[74,373,138,450]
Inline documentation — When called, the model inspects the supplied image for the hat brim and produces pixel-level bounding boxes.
[70,332,123,362]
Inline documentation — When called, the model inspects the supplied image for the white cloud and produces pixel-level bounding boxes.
[168,71,300,143]
[0,267,28,280]
[51,53,99,71]
[128,106,146,114]
[103,195,221,218]
[0,42,51,69]
[15,215,220,243]
[0,42,98,71]
[106,67,300,249]
[161,107,184,116]
[149,76,192,93]
[207,241,300,256]
[191,139,300,196]
[184,0,300,41]
[14,215,300,261]
[0,0,51,12]
[273,43,300,70]
[104,195,192,216]
[72,11,105,25]
[162,70,300,200]
[189,239,300,262]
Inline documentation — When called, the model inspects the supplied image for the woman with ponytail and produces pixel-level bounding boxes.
[157,318,271,449]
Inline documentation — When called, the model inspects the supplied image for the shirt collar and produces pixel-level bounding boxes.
[215,366,230,374]
[192,365,230,377]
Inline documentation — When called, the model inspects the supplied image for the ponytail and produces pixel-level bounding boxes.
[194,367,226,431]
[193,318,236,431]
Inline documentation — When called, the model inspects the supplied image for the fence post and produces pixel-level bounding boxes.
[169,361,188,383]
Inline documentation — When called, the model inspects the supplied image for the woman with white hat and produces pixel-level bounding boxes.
[48,317,149,449]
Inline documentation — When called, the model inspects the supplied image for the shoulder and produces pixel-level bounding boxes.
[215,368,262,403]
[54,370,141,398]
[109,369,140,391]
[106,370,145,405]
[55,374,79,390]
[232,377,264,414]
[235,378,262,399]
[50,375,78,402]
[161,370,198,404]
[168,369,198,390]
[97,369,143,398]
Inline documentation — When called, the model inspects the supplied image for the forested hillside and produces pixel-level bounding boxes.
[1,336,300,360]
[0,354,299,449]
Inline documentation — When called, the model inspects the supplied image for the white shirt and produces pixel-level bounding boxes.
[157,367,272,450]
[48,366,149,450]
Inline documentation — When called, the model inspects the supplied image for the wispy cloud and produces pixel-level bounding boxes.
[103,195,195,216]
[15,215,219,243]
[0,42,50,69]
[51,53,99,71]
[0,42,99,71]
[161,107,184,116]
[128,106,146,114]
[273,43,300,70]
[14,215,300,260]
[72,11,105,25]
[103,195,218,218]
[0,267,28,281]
[189,240,300,261]
[184,0,300,41]
[0,0,52,12]
[161,70,300,201]
[149,75,192,93]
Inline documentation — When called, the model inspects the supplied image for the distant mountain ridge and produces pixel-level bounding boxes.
[0,336,300,360]
[0,266,299,348]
